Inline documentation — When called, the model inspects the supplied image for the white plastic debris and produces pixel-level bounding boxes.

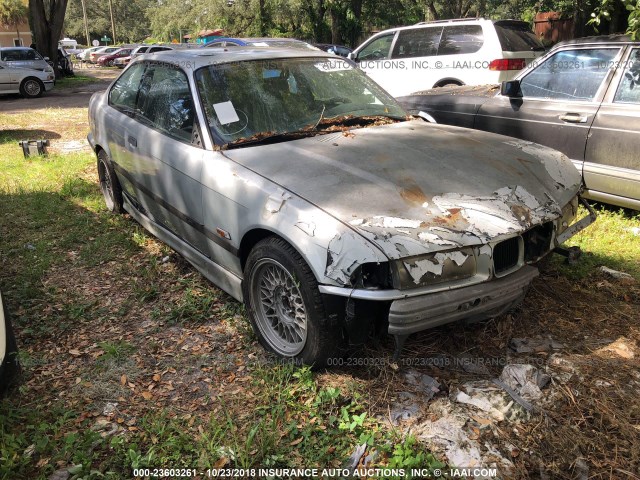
[499,364,550,401]
[598,266,635,283]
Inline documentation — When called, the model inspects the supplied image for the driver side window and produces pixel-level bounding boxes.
[357,33,395,61]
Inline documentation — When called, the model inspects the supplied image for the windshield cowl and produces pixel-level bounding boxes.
[223,114,408,149]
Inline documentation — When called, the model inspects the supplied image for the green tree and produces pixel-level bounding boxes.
[0,0,28,40]
[590,0,639,38]
[64,0,151,44]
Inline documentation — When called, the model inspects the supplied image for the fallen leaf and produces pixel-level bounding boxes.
[69,349,81,357]
[141,392,153,400]
[289,437,304,446]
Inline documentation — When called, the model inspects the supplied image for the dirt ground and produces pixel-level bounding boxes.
[2,69,639,479]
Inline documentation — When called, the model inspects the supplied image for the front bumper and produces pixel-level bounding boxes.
[387,265,538,336]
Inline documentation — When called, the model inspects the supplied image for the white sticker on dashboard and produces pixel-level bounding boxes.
[213,101,240,125]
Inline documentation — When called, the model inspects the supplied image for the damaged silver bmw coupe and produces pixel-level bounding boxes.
[88,48,595,365]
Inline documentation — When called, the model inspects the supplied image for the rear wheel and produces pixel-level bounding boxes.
[97,149,123,214]
[20,78,44,98]
[243,237,342,366]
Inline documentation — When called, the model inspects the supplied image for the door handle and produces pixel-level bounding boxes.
[128,136,137,147]
[559,113,588,123]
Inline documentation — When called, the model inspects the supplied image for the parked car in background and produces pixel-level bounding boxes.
[0,292,19,393]
[89,47,119,63]
[0,47,53,73]
[130,45,174,59]
[113,55,131,68]
[88,47,594,365]
[398,36,640,210]
[98,48,133,67]
[313,43,353,57]
[204,37,319,51]
[78,46,102,62]
[0,61,54,97]
[349,18,545,96]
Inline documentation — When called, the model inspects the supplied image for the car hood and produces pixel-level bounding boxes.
[398,84,499,118]
[223,120,581,259]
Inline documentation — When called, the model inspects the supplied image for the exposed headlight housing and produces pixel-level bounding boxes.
[394,247,477,289]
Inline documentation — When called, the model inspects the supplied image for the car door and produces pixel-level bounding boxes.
[583,46,640,208]
[475,46,624,165]
[0,64,12,92]
[124,62,208,254]
[353,32,398,94]
[389,26,443,93]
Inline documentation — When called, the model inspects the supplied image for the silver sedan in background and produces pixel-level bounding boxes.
[88,48,595,365]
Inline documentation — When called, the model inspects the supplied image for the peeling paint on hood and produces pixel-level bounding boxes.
[223,120,581,260]
[431,185,562,242]
[503,140,581,190]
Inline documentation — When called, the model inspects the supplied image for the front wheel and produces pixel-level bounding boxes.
[20,78,44,98]
[243,237,342,366]
[97,150,123,214]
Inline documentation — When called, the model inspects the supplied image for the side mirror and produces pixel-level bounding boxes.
[347,52,356,61]
[501,79,522,98]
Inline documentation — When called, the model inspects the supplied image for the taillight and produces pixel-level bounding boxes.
[489,58,526,71]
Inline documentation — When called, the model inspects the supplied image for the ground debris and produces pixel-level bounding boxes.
[498,364,550,401]
[598,266,635,283]
[509,337,564,353]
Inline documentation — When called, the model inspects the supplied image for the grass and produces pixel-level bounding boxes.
[55,74,98,89]
[555,204,640,280]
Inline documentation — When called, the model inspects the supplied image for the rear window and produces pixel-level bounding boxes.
[438,25,484,56]
[494,21,544,52]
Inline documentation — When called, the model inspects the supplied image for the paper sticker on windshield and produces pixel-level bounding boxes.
[252,42,269,47]
[213,101,240,125]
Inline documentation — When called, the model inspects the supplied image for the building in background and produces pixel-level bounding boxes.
[0,21,32,47]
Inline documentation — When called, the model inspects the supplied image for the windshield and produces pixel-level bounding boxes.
[195,57,406,145]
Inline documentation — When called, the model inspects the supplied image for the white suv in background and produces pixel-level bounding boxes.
[349,19,546,96]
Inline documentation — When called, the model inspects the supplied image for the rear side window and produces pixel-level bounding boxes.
[357,33,395,61]
[392,27,442,59]
[495,21,544,52]
[136,64,195,143]
[149,47,172,53]
[438,25,483,56]
[521,48,620,101]
[614,48,640,104]
[109,62,146,113]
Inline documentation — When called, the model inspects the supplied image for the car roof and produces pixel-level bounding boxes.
[555,34,639,47]
[139,47,335,69]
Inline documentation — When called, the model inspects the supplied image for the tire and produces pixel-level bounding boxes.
[97,149,124,214]
[108,60,115,67]
[243,237,342,366]
[20,77,44,98]
[0,296,20,394]
[435,81,463,88]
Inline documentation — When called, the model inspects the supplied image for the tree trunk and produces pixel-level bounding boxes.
[258,0,267,36]
[29,0,70,77]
